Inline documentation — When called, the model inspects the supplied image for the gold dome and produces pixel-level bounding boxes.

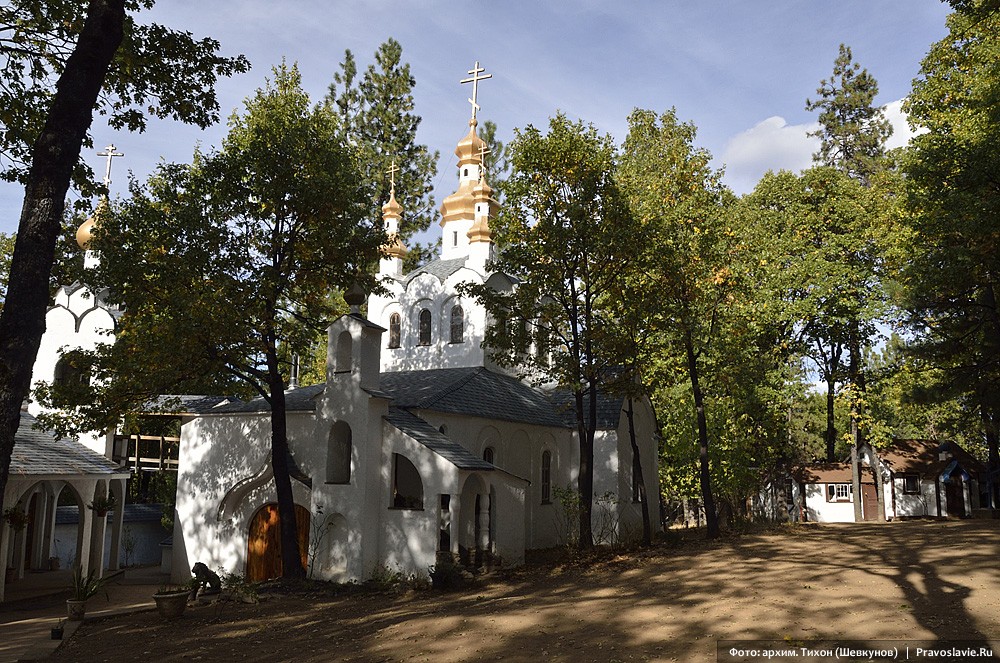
[76,199,109,250]
[76,218,95,250]
[454,120,486,167]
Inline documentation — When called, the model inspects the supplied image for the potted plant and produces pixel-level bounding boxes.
[152,584,190,619]
[3,506,28,531]
[87,494,117,518]
[67,567,109,621]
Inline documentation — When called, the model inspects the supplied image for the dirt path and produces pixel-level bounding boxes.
[46,520,1000,662]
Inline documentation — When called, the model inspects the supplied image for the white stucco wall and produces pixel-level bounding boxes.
[803,484,856,523]
[29,286,117,456]
[891,477,938,518]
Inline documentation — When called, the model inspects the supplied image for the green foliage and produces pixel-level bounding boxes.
[70,567,110,602]
[326,39,439,241]
[0,1,248,197]
[898,4,1000,454]
[462,113,630,548]
[552,485,582,549]
[805,44,892,185]
[2,506,28,530]
[148,470,176,531]
[37,64,384,435]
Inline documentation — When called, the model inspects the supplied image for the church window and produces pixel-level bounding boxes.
[418,308,432,346]
[392,453,423,509]
[335,331,352,373]
[463,167,469,177]
[326,421,351,484]
[483,446,495,465]
[450,305,464,343]
[53,354,88,387]
[388,313,401,349]
[541,451,551,504]
[453,230,458,247]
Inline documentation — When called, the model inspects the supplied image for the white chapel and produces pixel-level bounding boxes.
[171,63,661,582]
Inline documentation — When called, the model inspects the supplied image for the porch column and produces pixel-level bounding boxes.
[107,479,126,571]
[0,518,10,601]
[477,492,490,552]
[89,510,108,577]
[12,508,27,580]
[449,493,461,557]
[43,484,60,563]
[29,490,48,570]
[77,506,93,574]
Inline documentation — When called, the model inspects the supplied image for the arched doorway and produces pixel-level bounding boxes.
[246,503,309,582]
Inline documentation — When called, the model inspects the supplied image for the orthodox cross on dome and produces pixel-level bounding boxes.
[460,61,491,124]
[477,143,491,175]
[97,143,124,187]
[386,159,400,193]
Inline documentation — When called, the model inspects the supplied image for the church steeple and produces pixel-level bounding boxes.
[76,144,123,270]
[438,61,494,263]
[379,160,408,277]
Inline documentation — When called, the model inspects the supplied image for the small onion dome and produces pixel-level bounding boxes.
[75,218,95,250]
[76,199,109,250]
[385,233,408,259]
[381,189,402,218]
[453,119,486,167]
[344,282,366,312]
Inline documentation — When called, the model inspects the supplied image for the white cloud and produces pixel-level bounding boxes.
[719,116,819,195]
[883,98,924,150]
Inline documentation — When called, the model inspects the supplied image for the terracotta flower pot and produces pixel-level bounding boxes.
[152,590,189,619]
[66,599,87,621]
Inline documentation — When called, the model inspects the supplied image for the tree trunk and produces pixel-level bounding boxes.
[265,341,305,579]
[981,402,999,509]
[625,398,652,546]
[684,328,718,539]
[850,442,863,522]
[869,444,886,522]
[848,320,865,522]
[0,0,126,515]
[575,386,595,550]
[825,379,837,462]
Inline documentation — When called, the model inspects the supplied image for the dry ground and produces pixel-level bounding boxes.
[46,520,1000,662]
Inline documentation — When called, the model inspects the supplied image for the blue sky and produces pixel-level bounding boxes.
[0,1,953,239]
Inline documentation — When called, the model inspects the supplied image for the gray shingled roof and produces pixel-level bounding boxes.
[379,367,570,428]
[384,407,494,470]
[10,413,126,477]
[197,367,623,431]
[143,394,235,415]
[546,390,624,430]
[402,257,468,285]
[209,384,324,415]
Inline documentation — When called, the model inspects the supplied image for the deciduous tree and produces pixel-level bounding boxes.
[0,0,247,516]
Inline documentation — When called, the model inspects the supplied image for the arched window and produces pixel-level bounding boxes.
[418,308,432,346]
[450,305,464,344]
[392,454,423,509]
[483,446,495,465]
[541,450,552,504]
[388,313,401,349]
[53,354,87,387]
[326,421,351,484]
[335,331,352,373]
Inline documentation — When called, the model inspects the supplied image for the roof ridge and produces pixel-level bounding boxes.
[418,366,484,409]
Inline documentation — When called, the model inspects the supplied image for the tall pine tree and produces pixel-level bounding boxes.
[326,39,438,246]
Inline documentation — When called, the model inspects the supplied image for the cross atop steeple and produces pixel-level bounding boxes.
[97,143,124,187]
[477,143,491,176]
[460,61,492,124]
[386,159,400,193]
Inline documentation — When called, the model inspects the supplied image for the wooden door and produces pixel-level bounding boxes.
[246,503,309,582]
[861,483,879,521]
[945,479,965,518]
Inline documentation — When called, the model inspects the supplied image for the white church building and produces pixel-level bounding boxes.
[7,65,660,590]
[171,69,661,583]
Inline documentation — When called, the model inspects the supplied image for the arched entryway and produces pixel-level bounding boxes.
[458,474,492,568]
[246,503,309,582]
